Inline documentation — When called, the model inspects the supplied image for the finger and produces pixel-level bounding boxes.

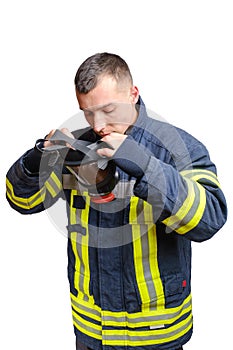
[60,128,74,139]
[44,129,56,147]
[58,128,75,149]
[97,148,115,158]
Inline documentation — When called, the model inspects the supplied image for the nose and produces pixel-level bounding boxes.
[92,112,106,134]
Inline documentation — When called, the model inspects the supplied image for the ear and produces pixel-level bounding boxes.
[130,85,139,104]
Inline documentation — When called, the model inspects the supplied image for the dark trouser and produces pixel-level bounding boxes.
[76,339,183,350]
[76,339,92,350]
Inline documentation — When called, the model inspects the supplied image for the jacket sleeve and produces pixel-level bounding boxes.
[6,149,63,215]
[113,135,227,242]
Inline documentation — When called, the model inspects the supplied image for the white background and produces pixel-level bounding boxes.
[1,1,232,349]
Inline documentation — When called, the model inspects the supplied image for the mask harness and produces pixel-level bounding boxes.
[35,129,119,203]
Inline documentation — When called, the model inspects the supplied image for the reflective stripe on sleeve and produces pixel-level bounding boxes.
[162,177,206,234]
[44,172,62,197]
[6,171,62,210]
[180,169,221,188]
[6,177,45,209]
[6,179,46,210]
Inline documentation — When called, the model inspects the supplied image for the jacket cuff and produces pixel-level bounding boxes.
[113,136,150,178]
[23,148,42,175]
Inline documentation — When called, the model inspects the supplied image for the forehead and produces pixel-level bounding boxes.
[76,75,130,110]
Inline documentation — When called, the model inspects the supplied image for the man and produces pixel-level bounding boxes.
[6,53,227,350]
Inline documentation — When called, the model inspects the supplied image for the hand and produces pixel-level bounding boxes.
[43,128,75,148]
[97,132,127,158]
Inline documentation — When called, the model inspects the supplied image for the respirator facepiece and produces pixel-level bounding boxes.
[35,129,119,203]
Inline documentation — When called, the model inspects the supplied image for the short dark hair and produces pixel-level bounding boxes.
[74,52,133,94]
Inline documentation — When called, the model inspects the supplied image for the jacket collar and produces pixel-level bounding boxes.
[125,96,148,137]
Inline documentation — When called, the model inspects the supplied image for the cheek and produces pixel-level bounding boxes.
[84,114,94,127]
[116,105,134,123]
[86,117,93,127]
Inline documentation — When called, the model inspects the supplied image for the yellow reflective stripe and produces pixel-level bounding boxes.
[71,292,193,344]
[70,191,93,302]
[130,197,165,311]
[102,312,193,346]
[70,191,82,296]
[133,232,150,306]
[72,309,102,340]
[130,197,151,308]
[80,195,93,300]
[162,179,195,228]
[181,169,220,187]
[129,196,139,224]
[148,226,165,308]
[44,172,62,197]
[6,172,61,210]
[69,190,77,225]
[6,177,45,209]
[163,178,207,234]
[190,174,220,187]
[45,181,56,197]
[144,202,165,309]
[102,295,192,328]
[71,293,101,322]
[71,292,192,329]
[175,183,206,234]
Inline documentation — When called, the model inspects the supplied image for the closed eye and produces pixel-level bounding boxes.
[103,105,116,114]
[84,110,94,118]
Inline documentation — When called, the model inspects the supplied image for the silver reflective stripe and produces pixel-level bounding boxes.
[45,174,62,197]
[102,313,193,344]
[130,197,165,311]
[75,233,87,301]
[140,230,158,309]
[180,169,220,187]
[164,180,200,231]
[72,311,102,338]
[71,297,101,321]
[102,295,192,326]
[70,293,193,345]
[6,171,62,210]
[69,191,92,303]
[6,181,46,209]
[71,293,192,327]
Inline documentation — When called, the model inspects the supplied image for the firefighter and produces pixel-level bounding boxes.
[6,53,227,350]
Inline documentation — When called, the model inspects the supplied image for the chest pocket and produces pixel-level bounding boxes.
[73,194,86,209]
[67,190,90,237]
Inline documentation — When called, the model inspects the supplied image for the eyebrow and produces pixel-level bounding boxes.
[81,103,115,113]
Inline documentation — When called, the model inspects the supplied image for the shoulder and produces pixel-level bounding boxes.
[144,116,207,154]
[141,116,211,170]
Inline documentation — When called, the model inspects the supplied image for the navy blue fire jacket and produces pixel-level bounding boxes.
[6,98,227,350]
